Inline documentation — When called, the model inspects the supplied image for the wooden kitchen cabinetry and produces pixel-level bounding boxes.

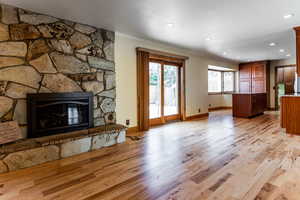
[233,61,270,118]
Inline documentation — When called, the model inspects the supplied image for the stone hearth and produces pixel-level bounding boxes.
[0,124,126,173]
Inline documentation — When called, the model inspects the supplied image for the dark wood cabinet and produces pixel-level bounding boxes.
[233,93,267,118]
[233,61,270,118]
[239,61,270,94]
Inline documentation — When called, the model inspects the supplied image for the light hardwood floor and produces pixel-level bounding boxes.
[1,110,300,200]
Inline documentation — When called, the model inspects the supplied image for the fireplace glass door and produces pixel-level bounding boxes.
[36,100,89,131]
[149,61,180,126]
[27,92,93,138]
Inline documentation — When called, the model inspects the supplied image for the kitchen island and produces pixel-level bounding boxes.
[232,93,267,118]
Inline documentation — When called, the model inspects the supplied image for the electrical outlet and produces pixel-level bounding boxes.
[126,119,130,126]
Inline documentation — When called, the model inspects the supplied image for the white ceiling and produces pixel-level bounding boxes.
[1,0,300,63]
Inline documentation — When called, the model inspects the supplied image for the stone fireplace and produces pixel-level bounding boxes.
[0,3,126,174]
[0,3,116,137]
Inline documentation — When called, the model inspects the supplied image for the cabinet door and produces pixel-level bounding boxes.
[284,66,296,94]
[239,64,252,93]
[252,63,266,93]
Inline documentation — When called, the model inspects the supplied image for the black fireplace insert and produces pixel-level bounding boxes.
[27,92,94,138]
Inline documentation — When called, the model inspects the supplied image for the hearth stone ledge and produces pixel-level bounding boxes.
[0,124,127,174]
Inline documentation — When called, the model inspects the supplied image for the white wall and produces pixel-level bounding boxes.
[269,58,296,108]
[115,33,238,127]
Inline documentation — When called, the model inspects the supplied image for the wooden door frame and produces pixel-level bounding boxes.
[136,47,188,131]
[274,64,296,111]
[149,59,182,126]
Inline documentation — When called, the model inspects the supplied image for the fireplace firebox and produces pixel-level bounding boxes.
[27,92,94,138]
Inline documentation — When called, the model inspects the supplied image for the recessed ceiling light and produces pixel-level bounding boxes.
[286,54,291,57]
[279,49,285,53]
[167,23,174,28]
[223,52,227,55]
[284,13,295,19]
[205,37,211,41]
[269,42,276,46]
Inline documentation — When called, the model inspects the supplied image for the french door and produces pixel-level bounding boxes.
[149,60,181,126]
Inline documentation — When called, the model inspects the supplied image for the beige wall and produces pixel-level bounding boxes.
[269,58,296,108]
[208,94,233,108]
[115,33,238,127]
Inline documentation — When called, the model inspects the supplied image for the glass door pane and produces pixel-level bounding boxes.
[149,62,162,119]
[164,65,179,116]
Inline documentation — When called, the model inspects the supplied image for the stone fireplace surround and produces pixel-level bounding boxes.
[0,3,126,174]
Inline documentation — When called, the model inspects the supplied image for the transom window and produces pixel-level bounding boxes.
[208,69,235,94]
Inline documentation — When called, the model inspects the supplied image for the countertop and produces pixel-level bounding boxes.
[281,93,300,97]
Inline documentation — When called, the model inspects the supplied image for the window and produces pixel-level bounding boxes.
[208,70,235,94]
[223,72,235,92]
[208,70,222,93]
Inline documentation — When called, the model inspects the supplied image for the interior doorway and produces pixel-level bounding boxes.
[275,65,297,110]
[149,60,181,126]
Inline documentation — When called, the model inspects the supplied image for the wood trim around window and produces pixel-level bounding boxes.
[136,47,188,131]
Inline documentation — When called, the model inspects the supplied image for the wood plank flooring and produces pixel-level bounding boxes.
[1,110,300,200]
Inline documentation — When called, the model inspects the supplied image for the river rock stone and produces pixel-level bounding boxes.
[98,89,115,98]
[103,42,114,61]
[0,96,13,118]
[104,112,116,124]
[69,32,91,49]
[61,138,91,158]
[117,131,126,143]
[76,45,102,57]
[100,98,115,113]
[37,25,54,38]
[37,22,74,39]
[39,86,52,93]
[105,72,115,90]
[82,81,104,95]
[106,31,115,42]
[96,71,104,82]
[91,131,123,150]
[1,5,19,24]
[3,145,59,171]
[91,134,113,149]
[13,100,27,124]
[42,73,82,92]
[94,108,103,118]
[0,57,24,68]
[0,161,8,173]
[0,81,7,95]
[10,24,41,40]
[48,39,73,54]
[94,118,105,126]
[6,83,36,99]
[88,56,114,71]
[0,42,27,57]
[74,23,96,34]
[0,66,41,88]
[93,96,98,108]
[0,23,9,41]
[91,31,104,47]
[75,53,87,62]
[20,14,58,25]
[29,54,57,74]
[27,39,50,60]
[50,52,90,74]
[62,20,75,27]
